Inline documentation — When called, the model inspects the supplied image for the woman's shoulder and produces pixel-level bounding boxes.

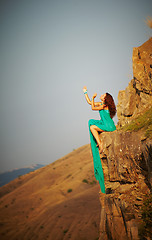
[101,103,109,110]
[99,104,109,112]
[104,106,109,110]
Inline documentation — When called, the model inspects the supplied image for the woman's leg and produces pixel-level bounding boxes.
[90,125,104,153]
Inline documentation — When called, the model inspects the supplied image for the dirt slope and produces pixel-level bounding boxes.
[0,144,101,240]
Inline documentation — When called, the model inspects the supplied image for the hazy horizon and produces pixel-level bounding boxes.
[1,0,152,172]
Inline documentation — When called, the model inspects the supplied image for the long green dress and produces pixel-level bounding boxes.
[88,108,116,193]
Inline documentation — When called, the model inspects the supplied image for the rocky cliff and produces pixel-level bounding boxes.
[117,37,152,127]
[99,38,152,240]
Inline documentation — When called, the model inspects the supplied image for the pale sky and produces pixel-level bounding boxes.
[0,0,152,172]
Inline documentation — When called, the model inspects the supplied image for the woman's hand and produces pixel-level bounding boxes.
[83,86,87,93]
[92,93,97,99]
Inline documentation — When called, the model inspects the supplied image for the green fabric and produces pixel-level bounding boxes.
[88,109,116,193]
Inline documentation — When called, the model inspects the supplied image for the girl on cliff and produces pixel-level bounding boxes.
[83,86,116,193]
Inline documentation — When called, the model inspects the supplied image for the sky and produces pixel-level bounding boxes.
[0,0,152,172]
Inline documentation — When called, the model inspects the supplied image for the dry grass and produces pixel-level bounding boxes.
[120,107,152,138]
[0,144,101,240]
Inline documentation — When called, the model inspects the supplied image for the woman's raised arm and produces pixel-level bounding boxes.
[83,86,91,105]
[83,86,100,106]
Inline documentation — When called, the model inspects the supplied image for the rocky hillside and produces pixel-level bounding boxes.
[99,38,152,240]
[0,145,101,240]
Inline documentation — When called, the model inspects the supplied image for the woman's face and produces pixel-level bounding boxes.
[100,93,106,102]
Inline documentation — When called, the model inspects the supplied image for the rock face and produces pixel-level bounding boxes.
[99,38,152,240]
[99,131,151,240]
[117,38,152,127]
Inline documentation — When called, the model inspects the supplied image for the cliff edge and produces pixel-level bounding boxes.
[99,38,152,240]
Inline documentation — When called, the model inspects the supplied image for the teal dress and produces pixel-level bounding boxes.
[88,109,116,193]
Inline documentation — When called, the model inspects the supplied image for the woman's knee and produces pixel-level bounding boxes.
[90,125,96,132]
[88,119,95,127]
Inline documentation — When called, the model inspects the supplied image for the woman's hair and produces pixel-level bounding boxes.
[105,93,116,118]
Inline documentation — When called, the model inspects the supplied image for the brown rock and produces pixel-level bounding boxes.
[99,195,140,240]
[99,130,151,240]
[117,38,152,127]
[99,38,152,240]
[100,131,145,183]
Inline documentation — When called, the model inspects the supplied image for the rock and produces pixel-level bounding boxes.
[100,130,149,184]
[99,130,152,240]
[118,184,134,194]
[117,38,152,127]
[99,195,140,240]
[98,38,152,240]
[99,130,151,240]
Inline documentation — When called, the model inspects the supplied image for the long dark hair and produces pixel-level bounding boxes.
[105,93,116,118]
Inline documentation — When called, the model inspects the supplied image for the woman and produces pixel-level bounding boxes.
[83,86,116,193]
